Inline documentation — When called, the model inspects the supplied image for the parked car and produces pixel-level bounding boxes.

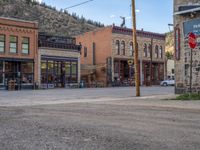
[160,79,175,86]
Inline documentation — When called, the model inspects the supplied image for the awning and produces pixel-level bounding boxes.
[0,57,34,62]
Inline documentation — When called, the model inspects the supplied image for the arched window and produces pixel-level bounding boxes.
[129,42,134,56]
[159,46,163,58]
[116,40,120,55]
[148,44,151,58]
[155,45,159,58]
[144,43,147,57]
[121,41,125,55]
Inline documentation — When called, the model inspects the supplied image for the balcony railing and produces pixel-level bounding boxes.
[38,41,81,52]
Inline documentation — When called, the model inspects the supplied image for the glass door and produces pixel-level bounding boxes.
[4,61,20,89]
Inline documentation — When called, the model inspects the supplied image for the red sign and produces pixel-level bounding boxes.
[188,32,197,49]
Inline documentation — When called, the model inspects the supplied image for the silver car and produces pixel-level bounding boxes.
[160,79,175,86]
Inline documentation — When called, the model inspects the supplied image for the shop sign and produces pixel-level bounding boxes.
[127,60,133,66]
[175,27,181,60]
[183,18,200,37]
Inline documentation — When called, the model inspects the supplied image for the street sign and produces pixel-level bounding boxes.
[188,32,197,49]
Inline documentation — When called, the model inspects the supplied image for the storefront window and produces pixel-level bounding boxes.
[10,36,18,53]
[65,62,71,74]
[47,61,54,84]
[0,35,5,53]
[41,59,78,86]
[114,62,119,74]
[0,61,3,84]
[71,75,77,83]
[0,61,3,72]
[21,62,34,85]
[41,61,47,84]
[21,62,33,73]
[22,37,29,54]
[65,74,71,83]
[22,74,33,84]
[71,62,77,75]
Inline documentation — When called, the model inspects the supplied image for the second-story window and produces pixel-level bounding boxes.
[84,47,87,57]
[159,46,163,58]
[155,45,159,58]
[129,42,134,56]
[22,37,30,54]
[116,40,120,55]
[121,41,125,55]
[10,36,18,53]
[0,35,5,53]
[144,43,147,57]
[148,44,151,58]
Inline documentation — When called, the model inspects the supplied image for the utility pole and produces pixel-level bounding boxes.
[132,0,140,96]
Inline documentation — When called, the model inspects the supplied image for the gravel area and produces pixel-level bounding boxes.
[1,98,200,150]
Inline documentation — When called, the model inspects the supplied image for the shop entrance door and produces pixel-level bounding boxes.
[4,61,21,90]
[54,61,65,88]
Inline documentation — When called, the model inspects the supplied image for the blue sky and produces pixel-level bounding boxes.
[39,0,173,33]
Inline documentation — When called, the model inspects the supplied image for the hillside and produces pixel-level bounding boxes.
[0,0,101,36]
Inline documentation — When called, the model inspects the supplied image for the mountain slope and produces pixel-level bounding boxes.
[0,0,99,36]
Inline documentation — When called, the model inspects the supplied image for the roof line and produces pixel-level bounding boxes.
[0,17,38,24]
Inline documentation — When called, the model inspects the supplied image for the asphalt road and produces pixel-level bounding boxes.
[0,86,174,106]
[1,98,200,150]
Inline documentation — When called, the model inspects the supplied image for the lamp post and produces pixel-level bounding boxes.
[132,0,140,96]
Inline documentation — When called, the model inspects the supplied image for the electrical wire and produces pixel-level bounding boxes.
[64,0,94,10]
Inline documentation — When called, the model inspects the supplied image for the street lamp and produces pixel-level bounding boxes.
[132,0,140,96]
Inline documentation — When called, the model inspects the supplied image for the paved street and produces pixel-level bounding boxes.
[0,86,174,106]
[1,86,200,150]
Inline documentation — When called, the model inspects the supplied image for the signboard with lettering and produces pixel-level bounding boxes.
[183,18,200,37]
[175,27,180,60]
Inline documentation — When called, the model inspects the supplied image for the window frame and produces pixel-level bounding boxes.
[22,37,30,54]
[84,47,87,57]
[0,34,5,53]
[116,40,120,55]
[129,42,134,56]
[159,46,163,58]
[155,45,159,58]
[144,43,147,57]
[9,35,18,53]
[121,41,125,55]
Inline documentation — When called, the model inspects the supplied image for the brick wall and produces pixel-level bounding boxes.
[76,26,166,85]
[0,17,38,83]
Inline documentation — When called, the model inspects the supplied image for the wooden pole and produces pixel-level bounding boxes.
[132,0,140,96]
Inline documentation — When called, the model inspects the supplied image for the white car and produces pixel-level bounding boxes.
[160,79,175,86]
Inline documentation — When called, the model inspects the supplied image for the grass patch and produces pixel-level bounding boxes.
[175,93,200,100]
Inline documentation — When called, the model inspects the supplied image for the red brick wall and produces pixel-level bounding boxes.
[76,27,112,65]
[76,27,113,84]
[0,17,39,82]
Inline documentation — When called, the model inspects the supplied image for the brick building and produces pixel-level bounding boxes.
[76,26,166,86]
[38,33,81,89]
[174,0,200,93]
[0,17,38,90]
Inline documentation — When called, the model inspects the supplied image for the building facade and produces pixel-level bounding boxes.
[0,17,38,90]
[174,0,200,93]
[38,33,81,89]
[167,59,175,80]
[76,26,166,86]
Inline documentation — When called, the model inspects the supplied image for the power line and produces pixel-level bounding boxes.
[64,0,94,10]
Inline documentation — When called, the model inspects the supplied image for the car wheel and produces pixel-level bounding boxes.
[163,82,168,86]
